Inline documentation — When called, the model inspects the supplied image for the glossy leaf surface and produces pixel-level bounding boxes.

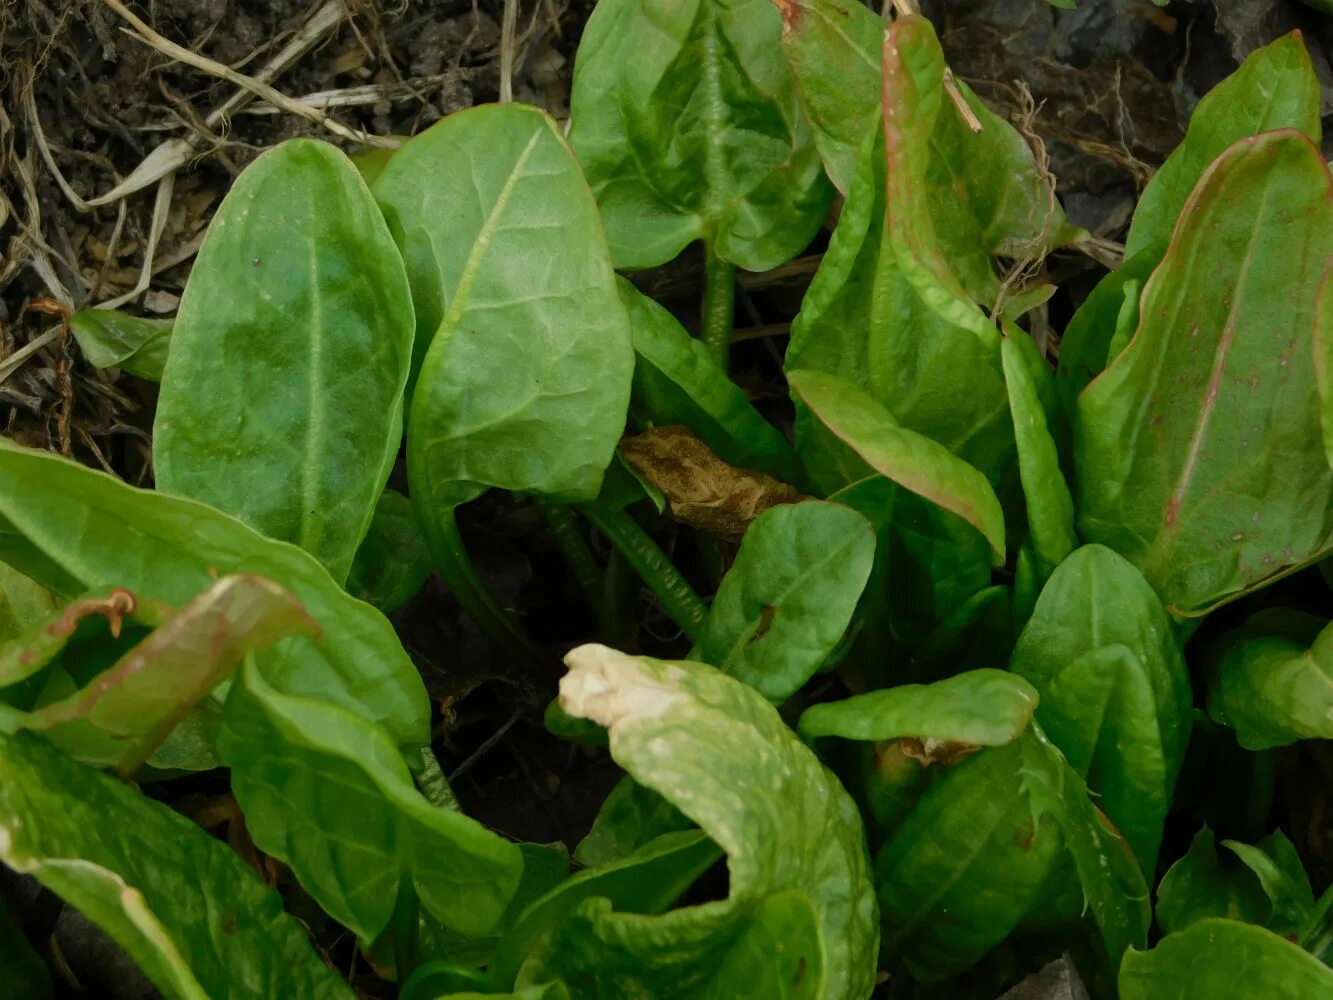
[1120,918,1333,1000]
[1075,131,1333,614]
[1208,612,1333,749]
[1010,545,1191,871]
[573,776,692,868]
[0,440,428,748]
[692,501,874,702]
[155,139,413,584]
[379,105,633,513]
[217,661,524,943]
[791,369,1006,563]
[536,644,878,999]
[68,309,172,382]
[568,0,831,270]
[1156,827,1269,935]
[0,730,352,999]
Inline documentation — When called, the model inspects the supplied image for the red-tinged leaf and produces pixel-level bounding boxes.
[21,575,318,776]
[1317,269,1333,469]
[790,369,1006,564]
[1075,130,1333,615]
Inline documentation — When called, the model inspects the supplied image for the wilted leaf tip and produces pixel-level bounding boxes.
[560,644,684,730]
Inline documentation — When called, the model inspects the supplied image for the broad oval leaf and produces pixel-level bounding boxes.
[346,489,432,615]
[691,500,875,702]
[1009,545,1192,871]
[1156,826,1270,936]
[1123,32,1321,263]
[573,776,693,868]
[568,0,832,270]
[1074,130,1333,614]
[1208,612,1333,750]
[790,369,1006,563]
[217,661,524,943]
[0,562,56,649]
[155,139,414,584]
[1001,330,1076,583]
[68,308,172,382]
[797,669,1038,747]
[1120,918,1333,1000]
[620,278,795,480]
[0,730,353,999]
[537,644,879,999]
[376,105,633,512]
[0,440,429,749]
[16,575,315,775]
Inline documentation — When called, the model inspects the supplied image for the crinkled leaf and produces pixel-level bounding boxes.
[0,730,352,999]
[791,369,1006,563]
[691,501,874,701]
[1208,614,1333,750]
[0,585,144,690]
[620,278,794,480]
[1002,330,1076,583]
[68,309,172,382]
[217,661,523,943]
[1124,32,1321,263]
[798,669,1037,748]
[1120,918,1333,999]
[1156,827,1270,936]
[1010,545,1192,871]
[0,440,428,747]
[17,575,315,775]
[379,105,633,519]
[1075,130,1333,615]
[346,489,432,615]
[155,139,413,584]
[534,644,878,999]
[574,776,693,868]
[568,0,831,270]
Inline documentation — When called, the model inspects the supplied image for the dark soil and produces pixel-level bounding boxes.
[3,1,1333,996]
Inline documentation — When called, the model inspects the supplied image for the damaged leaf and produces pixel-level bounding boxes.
[618,426,807,540]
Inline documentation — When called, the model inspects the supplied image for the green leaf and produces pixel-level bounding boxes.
[0,730,352,998]
[790,369,1006,563]
[1210,614,1333,750]
[155,139,413,585]
[346,489,432,614]
[1001,329,1076,583]
[527,644,878,998]
[1074,130,1333,615]
[0,441,428,750]
[1156,827,1270,936]
[1319,271,1333,468]
[691,501,874,702]
[1124,32,1321,263]
[574,777,692,868]
[67,308,172,382]
[382,105,632,523]
[0,562,56,643]
[217,660,524,943]
[874,733,1067,980]
[1120,918,1333,999]
[0,895,51,999]
[798,669,1037,747]
[1222,831,1314,936]
[1054,250,1155,423]
[491,829,723,986]
[16,575,315,775]
[567,0,831,270]
[620,278,794,480]
[1009,545,1192,871]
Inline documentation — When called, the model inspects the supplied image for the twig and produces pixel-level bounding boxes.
[95,173,175,310]
[100,0,394,148]
[944,69,982,133]
[0,327,61,387]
